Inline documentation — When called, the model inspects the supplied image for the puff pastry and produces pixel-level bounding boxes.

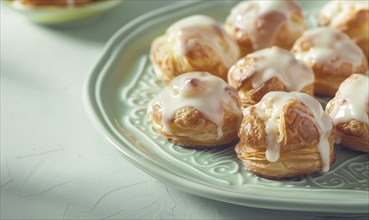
[147,72,243,148]
[225,0,306,56]
[291,27,368,96]
[236,91,335,179]
[326,74,369,153]
[228,46,314,107]
[150,15,240,83]
[317,0,369,58]
[7,0,99,7]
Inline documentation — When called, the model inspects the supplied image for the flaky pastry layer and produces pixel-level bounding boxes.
[149,106,242,148]
[236,100,335,179]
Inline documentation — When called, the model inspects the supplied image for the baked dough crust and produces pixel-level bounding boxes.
[317,0,369,58]
[232,76,313,107]
[326,78,369,153]
[149,105,241,148]
[336,119,369,153]
[150,15,240,83]
[291,28,368,96]
[236,100,335,179]
[228,48,314,107]
[147,72,243,148]
[225,0,306,56]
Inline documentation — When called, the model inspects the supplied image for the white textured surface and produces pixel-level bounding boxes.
[1,1,367,219]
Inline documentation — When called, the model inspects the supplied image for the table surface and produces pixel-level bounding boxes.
[1,1,368,219]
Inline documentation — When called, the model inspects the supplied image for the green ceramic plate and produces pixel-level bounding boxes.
[5,0,122,25]
[83,0,369,214]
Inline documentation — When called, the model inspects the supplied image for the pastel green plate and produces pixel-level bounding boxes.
[83,0,369,214]
[5,0,122,25]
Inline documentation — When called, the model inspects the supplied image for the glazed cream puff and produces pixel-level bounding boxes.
[326,74,369,153]
[236,91,335,179]
[291,27,368,97]
[150,15,240,83]
[7,0,99,7]
[228,46,314,107]
[317,0,369,58]
[225,0,306,56]
[147,72,243,148]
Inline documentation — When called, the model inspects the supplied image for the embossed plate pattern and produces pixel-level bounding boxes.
[83,0,369,213]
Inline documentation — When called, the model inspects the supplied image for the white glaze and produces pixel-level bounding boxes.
[226,0,305,50]
[166,15,240,69]
[251,91,332,172]
[293,27,364,69]
[228,46,314,91]
[147,72,242,139]
[327,74,369,126]
[319,0,368,27]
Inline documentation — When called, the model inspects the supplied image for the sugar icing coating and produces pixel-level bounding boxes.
[319,0,368,27]
[226,0,305,50]
[228,46,314,91]
[327,74,369,126]
[293,27,364,69]
[167,15,239,68]
[250,91,333,172]
[148,72,242,139]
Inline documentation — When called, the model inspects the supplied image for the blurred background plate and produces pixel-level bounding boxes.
[4,0,123,25]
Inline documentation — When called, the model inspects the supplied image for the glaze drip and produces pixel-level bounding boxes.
[252,91,333,172]
[327,74,369,126]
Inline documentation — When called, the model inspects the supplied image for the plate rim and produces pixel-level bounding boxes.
[82,0,369,214]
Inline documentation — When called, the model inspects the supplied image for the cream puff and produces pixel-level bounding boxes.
[147,72,243,148]
[317,0,369,58]
[228,46,314,107]
[150,15,240,83]
[291,27,368,96]
[326,74,369,153]
[225,0,306,56]
[236,91,335,179]
[7,0,99,7]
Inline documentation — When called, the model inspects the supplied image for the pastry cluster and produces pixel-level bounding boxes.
[147,0,369,179]
[7,0,100,7]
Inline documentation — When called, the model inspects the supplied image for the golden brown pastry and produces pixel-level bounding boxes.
[228,46,314,107]
[7,0,99,7]
[317,0,369,58]
[326,74,369,153]
[147,72,243,148]
[236,91,335,179]
[150,15,240,83]
[291,27,368,96]
[225,0,306,56]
